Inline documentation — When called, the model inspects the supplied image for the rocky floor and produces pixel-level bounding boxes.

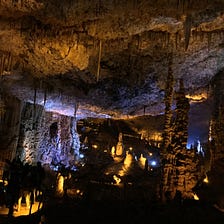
[0,181,223,224]
[1,158,224,224]
[1,197,223,224]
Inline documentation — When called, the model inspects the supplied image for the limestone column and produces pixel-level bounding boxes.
[0,94,22,177]
[209,71,224,162]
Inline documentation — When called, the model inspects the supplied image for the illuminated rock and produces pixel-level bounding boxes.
[55,173,64,198]
[138,154,146,170]
[115,133,124,157]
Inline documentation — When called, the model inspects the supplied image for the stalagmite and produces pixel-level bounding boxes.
[138,154,146,170]
[115,132,124,157]
[171,78,190,150]
[161,77,200,202]
[96,39,102,82]
[33,86,37,128]
[162,54,174,152]
[70,103,80,160]
[55,173,64,198]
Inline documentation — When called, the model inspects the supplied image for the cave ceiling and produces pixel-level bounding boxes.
[0,0,224,119]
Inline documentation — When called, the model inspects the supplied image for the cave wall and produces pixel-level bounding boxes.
[210,70,224,162]
[203,69,224,209]
[0,94,22,177]
[16,102,44,164]
[15,102,80,169]
[37,111,79,169]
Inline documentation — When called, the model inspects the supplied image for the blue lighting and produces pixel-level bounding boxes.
[151,160,157,166]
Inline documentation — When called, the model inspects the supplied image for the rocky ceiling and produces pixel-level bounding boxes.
[0,0,224,119]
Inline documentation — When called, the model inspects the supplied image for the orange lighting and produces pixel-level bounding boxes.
[203,175,209,183]
[113,175,121,184]
[185,93,207,102]
[193,193,199,200]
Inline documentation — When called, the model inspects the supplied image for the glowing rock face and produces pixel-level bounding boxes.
[55,174,64,197]
[138,154,146,170]
[115,133,124,156]
[124,151,133,167]
[115,142,124,156]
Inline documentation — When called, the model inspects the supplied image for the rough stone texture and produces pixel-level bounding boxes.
[0,0,224,118]
[209,70,224,162]
[37,111,78,168]
[0,0,224,204]
[14,101,80,168]
[162,148,201,201]
[163,59,174,151]
[161,80,200,201]
[0,94,22,176]
[0,94,22,152]
[16,102,44,164]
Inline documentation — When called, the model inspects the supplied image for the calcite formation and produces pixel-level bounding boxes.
[0,0,224,204]
[0,0,223,117]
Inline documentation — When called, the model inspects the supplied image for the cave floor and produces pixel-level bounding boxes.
[0,187,223,224]
[1,163,224,224]
[43,197,224,224]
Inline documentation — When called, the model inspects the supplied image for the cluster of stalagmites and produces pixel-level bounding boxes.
[161,61,202,201]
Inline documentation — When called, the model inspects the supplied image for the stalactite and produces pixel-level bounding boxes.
[186,0,192,9]
[175,32,179,49]
[2,54,5,75]
[33,84,37,129]
[176,0,180,9]
[152,32,156,42]
[166,32,170,47]
[7,52,12,72]
[192,30,196,42]
[184,14,192,51]
[0,94,5,120]
[182,0,185,12]
[39,79,46,107]
[96,39,102,82]
[20,18,23,37]
[199,31,204,42]
[137,34,140,50]
[207,32,212,50]
[76,33,80,50]
[221,31,224,39]
[0,55,3,76]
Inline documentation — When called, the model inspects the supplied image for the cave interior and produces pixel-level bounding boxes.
[0,0,224,223]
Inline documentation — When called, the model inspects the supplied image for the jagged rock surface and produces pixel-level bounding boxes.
[0,0,224,118]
